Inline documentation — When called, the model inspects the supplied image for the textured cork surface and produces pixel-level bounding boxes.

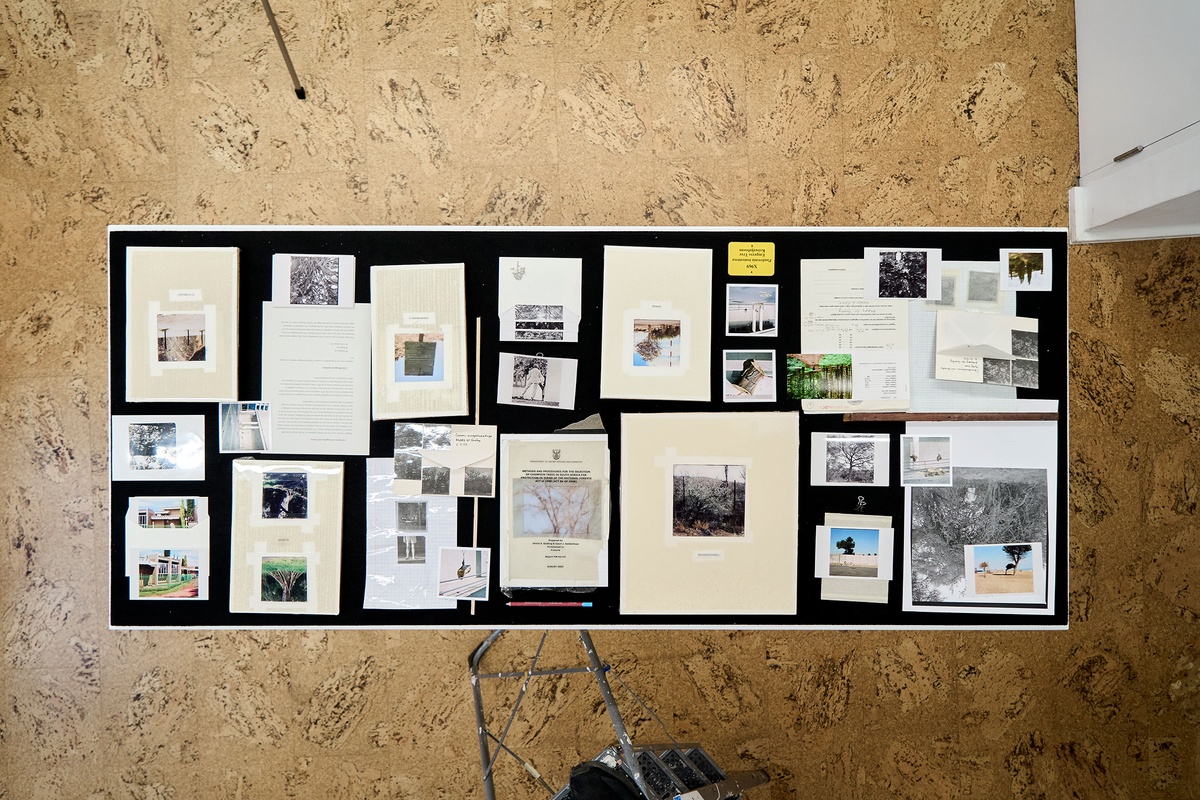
[2,1,1199,797]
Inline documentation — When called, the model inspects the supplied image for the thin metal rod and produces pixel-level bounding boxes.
[470,630,506,800]
[579,630,652,799]
[485,631,549,775]
[476,666,594,681]
[259,0,306,100]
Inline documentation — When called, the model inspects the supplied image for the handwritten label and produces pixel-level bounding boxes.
[168,289,203,302]
[729,242,775,276]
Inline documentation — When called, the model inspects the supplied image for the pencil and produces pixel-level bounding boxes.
[507,601,594,608]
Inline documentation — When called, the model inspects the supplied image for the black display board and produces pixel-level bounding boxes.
[108,226,1069,629]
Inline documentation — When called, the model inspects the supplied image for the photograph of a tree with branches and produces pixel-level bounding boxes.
[516,480,600,539]
[825,438,877,484]
[672,464,746,537]
[262,472,308,519]
[128,422,178,470]
[972,542,1036,595]
[632,319,682,367]
[876,250,928,298]
[909,466,1048,605]
[261,556,308,602]
[786,353,852,400]
[289,255,341,305]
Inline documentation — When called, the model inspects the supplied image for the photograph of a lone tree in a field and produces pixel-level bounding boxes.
[289,255,340,305]
[825,438,876,484]
[261,556,307,602]
[261,472,308,519]
[909,466,1048,604]
[972,543,1036,595]
[877,250,928,298]
[672,464,746,537]
[827,527,881,578]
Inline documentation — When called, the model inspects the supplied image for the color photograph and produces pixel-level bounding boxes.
[260,555,308,602]
[632,318,682,367]
[261,472,308,519]
[726,284,778,336]
[156,312,207,362]
[970,543,1037,595]
[786,353,852,400]
[135,549,202,598]
[672,464,747,537]
[826,527,881,579]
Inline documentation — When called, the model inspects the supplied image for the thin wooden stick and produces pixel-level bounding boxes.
[843,412,1059,422]
[471,317,482,616]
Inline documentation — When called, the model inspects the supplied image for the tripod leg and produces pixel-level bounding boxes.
[260,0,306,100]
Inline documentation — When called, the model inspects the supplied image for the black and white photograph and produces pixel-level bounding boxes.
[514,304,565,340]
[1012,359,1039,389]
[900,435,952,486]
[876,250,928,298]
[498,353,578,410]
[511,355,551,404]
[396,534,427,564]
[982,357,1013,385]
[1011,329,1039,360]
[810,432,890,486]
[908,466,1049,605]
[672,464,747,537]
[1001,248,1052,292]
[722,350,776,402]
[514,480,601,539]
[272,253,355,307]
[219,401,270,453]
[128,422,177,470]
[395,422,423,449]
[290,255,340,305]
[463,467,494,497]
[396,500,427,531]
[726,284,778,336]
[394,450,423,481]
[112,415,206,481]
[930,272,957,306]
[967,270,1000,303]
[262,472,308,519]
[421,465,451,495]
[156,313,207,363]
[421,424,452,450]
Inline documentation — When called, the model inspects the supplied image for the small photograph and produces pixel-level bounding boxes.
[261,472,308,519]
[397,534,427,564]
[289,255,341,305]
[421,425,452,450]
[394,450,423,481]
[825,437,879,484]
[260,555,308,602]
[421,465,451,495]
[438,547,490,600]
[136,498,200,528]
[1011,329,1039,360]
[515,480,600,539]
[128,422,178,470]
[970,543,1037,595]
[929,272,957,307]
[396,500,428,531]
[463,467,494,497]
[826,528,881,579]
[785,354,852,400]
[875,250,929,298]
[1001,248,1052,291]
[722,350,776,402]
[982,357,1013,385]
[156,312,207,362]
[726,284,778,336]
[900,435,952,486]
[967,270,1000,303]
[394,332,445,381]
[514,304,565,340]
[672,464,746,537]
[632,318,682,367]
[511,355,553,406]
[395,422,423,449]
[1012,359,1039,389]
[219,401,270,453]
[135,549,202,598]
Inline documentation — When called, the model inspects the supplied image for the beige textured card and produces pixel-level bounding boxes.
[370,263,468,419]
[125,246,239,402]
[619,412,799,615]
[600,245,712,401]
[229,459,344,615]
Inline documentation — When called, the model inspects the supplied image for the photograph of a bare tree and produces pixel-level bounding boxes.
[909,467,1048,605]
[826,438,877,484]
[289,255,341,305]
[672,464,746,537]
[516,481,600,539]
[128,422,177,470]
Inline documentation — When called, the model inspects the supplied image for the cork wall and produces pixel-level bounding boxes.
[1,1,1198,797]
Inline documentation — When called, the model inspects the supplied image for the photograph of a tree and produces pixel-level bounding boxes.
[1011,330,1039,360]
[261,556,308,602]
[877,250,928,298]
[836,536,856,554]
[1001,544,1033,570]
[672,464,746,537]
[422,466,451,495]
[518,481,598,539]
[262,472,308,519]
[1008,252,1044,284]
[289,255,340,305]
[633,319,682,366]
[463,467,494,496]
[786,353,852,400]
[826,439,876,483]
[128,422,177,470]
[982,358,1012,385]
[909,467,1048,603]
[1012,359,1039,389]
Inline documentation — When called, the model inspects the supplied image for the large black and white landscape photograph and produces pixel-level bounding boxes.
[908,466,1049,606]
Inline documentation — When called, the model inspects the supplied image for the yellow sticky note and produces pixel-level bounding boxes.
[728,242,775,276]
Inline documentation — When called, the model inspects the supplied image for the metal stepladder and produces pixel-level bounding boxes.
[469,630,770,800]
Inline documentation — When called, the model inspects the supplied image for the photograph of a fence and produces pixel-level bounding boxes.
[900,436,952,486]
[156,313,206,362]
[786,353,852,400]
[672,464,746,537]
